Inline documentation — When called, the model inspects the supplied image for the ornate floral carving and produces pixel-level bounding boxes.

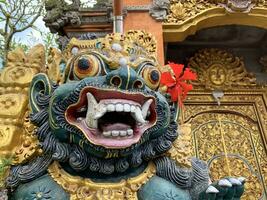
[0,45,45,164]
[165,0,267,24]
[183,91,267,199]
[166,123,193,168]
[188,48,257,90]
[65,30,157,61]
[48,161,156,200]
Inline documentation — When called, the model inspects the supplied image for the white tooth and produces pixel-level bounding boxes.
[103,131,111,137]
[94,106,107,119]
[132,107,146,124]
[142,99,153,119]
[116,104,124,112]
[120,131,127,136]
[130,105,136,112]
[107,104,115,112]
[85,92,98,128]
[124,104,131,112]
[127,129,133,136]
[112,130,120,137]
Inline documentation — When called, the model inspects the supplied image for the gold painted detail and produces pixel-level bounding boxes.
[64,30,158,71]
[166,123,193,168]
[48,161,156,200]
[166,0,267,24]
[188,49,257,90]
[183,92,267,199]
[163,0,267,42]
[47,47,65,84]
[0,45,46,165]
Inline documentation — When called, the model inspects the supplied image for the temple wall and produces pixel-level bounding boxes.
[123,0,164,65]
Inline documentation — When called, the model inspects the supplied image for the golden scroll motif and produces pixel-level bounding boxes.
[0,45,45,164]
[65,30,157,60]
[188,49,256,90]
[167,123,193,168]
[48,161,156,200]
[166,0,267,24]
[184,92,267,199]
[163,0,267,42]
[183,48,267,199]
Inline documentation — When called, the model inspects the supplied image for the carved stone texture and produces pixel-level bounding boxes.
[220,0,254,13]
[149,0,171,21]
[44,0,81,34]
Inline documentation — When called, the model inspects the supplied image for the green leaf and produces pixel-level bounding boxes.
[0,0,6,4]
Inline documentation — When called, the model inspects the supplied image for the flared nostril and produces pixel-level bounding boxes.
[110,76,122,87]
[133,80,144,89]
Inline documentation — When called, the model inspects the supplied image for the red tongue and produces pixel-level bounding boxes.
[102,123,131,132]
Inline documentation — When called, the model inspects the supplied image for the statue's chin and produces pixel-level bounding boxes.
[65,87,157,149]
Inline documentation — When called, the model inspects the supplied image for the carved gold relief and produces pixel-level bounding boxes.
[48,161,156,200]
[65,30,157,60]
[183,91,267,199]
[163,0,267,42]
[188,49,256,90]
[0,94,27,119]
[167,123,193,168]
[47,47,65,84]
[0,45,46,164]
[210,156,262,199]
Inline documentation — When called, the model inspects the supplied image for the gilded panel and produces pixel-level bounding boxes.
[183,94,267,199]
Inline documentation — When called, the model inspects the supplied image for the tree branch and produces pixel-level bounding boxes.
[14,3,43,33]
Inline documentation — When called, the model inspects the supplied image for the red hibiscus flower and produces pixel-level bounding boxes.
[160,62,197,107]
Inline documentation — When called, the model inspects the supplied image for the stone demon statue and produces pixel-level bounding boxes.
[5,31,245,199]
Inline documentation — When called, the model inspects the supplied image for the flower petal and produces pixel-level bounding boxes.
[169,62,184,78]
[181,68,197,81]
[160,72,176,87]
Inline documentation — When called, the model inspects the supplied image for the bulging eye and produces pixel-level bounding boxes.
[142,67,161,89]
[74,55,100,79]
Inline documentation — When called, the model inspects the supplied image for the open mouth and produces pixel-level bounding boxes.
[65,87,157,149]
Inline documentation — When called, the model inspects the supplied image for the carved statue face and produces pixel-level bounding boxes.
[29,32,177,174]
[209,65,226,86]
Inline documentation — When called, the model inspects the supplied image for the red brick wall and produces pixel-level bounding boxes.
[123,0,164,65]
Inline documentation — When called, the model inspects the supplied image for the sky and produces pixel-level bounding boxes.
[14,17,49,46]
[13,0,96,45]
[0,0,96,68]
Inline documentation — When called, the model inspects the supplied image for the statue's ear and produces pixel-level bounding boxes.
[29,73,54,114]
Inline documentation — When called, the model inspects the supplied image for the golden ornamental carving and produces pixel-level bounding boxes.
[64,30,157,62]
[0,45,46,165]
[166,123,193,168]
[183,91,267,199]
[165,0,267,23]
[48,161,156,200]
[47,47,65,84]
[163,0,267,42]
[191,113,265,199]
[188,49,257,90]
